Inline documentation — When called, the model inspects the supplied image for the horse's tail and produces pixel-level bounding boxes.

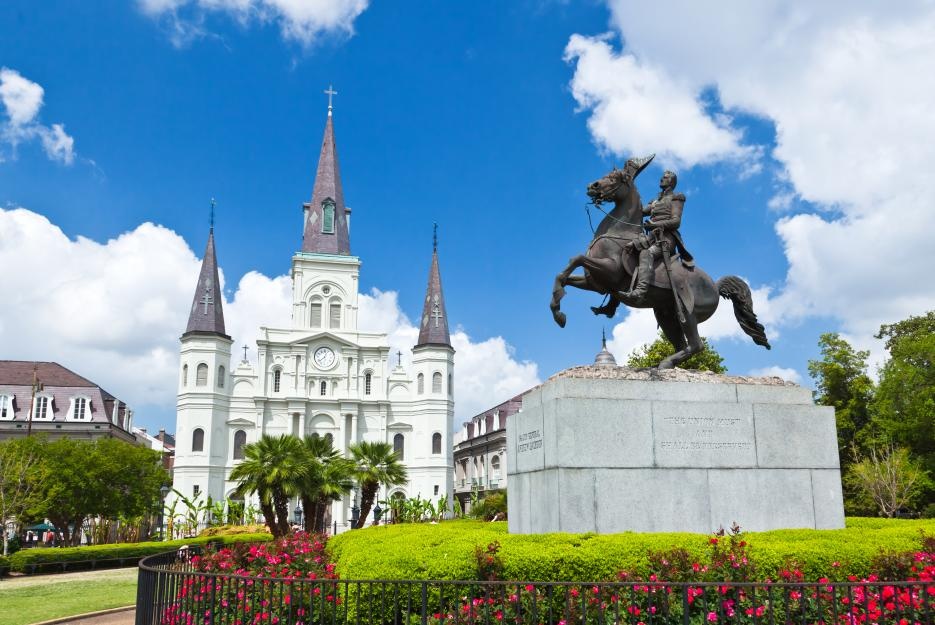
[716,276,771,349]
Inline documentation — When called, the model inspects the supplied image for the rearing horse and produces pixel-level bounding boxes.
[549,155,770,369]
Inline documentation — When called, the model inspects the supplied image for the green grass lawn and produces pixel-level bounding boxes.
[0,574,137,625]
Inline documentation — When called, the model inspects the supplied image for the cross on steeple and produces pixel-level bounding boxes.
[433,222,438,252]
[242,344,249,362]
[200,288,213,314]
[209,197,216,231]
[397,350,403,367]
[324,84,337,116]
[432,297,442,328]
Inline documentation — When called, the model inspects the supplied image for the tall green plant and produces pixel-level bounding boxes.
[298,435,354,533]
[229,434,306,537]
[349,441,408,528]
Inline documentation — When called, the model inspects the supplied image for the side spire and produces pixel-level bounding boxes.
[301,93,350,255]
[415,226,451,349]
[184,207,228,338]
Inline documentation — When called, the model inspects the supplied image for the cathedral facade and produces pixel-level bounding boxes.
[170,108,454,528]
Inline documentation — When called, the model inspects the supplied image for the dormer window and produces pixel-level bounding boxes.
[72,397,88,420]
[33,395,52,421]
[321,199,335,234]
[0,394,12,420]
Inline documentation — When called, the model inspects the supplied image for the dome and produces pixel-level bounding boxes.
[593,331,617,366]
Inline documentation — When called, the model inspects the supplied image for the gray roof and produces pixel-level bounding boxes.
[301,113,351,255]
[184,229,228,338]
[415,247,451,348]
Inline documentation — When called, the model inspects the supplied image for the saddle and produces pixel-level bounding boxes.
[623,249,697,313]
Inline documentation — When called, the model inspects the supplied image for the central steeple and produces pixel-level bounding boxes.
[302,96,351,255]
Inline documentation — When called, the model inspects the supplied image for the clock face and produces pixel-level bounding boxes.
[314,346,336,369]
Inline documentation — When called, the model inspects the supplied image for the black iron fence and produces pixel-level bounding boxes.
[137,550,935,625]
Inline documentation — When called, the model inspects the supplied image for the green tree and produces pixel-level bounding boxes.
[872,312,935,484]
[844,446,931,517]
[0,437,45,555]
[626,330,727,373]
[807,333,876,466]
[349,441,408,529]
[230,434,306,537]
[298,435,354,533]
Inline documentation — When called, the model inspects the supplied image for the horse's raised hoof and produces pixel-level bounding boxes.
[590,304,615,318]
[553,311,567,327]
[657,358,676,369]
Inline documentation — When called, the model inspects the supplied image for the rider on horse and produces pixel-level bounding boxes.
[619,170,694,306]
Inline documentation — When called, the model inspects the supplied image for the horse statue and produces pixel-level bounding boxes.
[549,155,770,369]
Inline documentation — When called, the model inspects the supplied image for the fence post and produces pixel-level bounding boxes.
[682,584,690,625]
[421,582,428,625]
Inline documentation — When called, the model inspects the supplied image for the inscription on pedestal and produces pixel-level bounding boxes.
[517,429,543,453]
[653,404,756,467]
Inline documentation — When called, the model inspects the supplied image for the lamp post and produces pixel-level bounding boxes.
[373,502,383,526]
[293,505,303,528]
[159,485,170,541]
[350,491,360,529]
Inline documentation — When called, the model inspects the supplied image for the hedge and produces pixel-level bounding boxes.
[0,554,9,577]
[9,532,272,574]
[328,518,935,582]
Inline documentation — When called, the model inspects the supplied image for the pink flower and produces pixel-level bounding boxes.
[707,611,718,622]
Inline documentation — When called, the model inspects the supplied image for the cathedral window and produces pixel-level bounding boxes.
[364,372,372,395]
[393,433,404,460]
[196,363,208,386]
[322,199,335,234]
[72,397,88,420]
[0,395,12,420]
[417,373,424,395]
[182,364,188,387]
[432,372,443,394]
[329,301,341,329]
[218,366,225,388]
[324,433,333,445]
[310,301,322,328]
[432,432,442,455]
[233,429,246,460]
[448,374,452,396]
[192,428,205,452]
[491,455,501,478]
[320,380,327,396]
[193,484,200,497]
[34,396,51,420]
[273,369,282,393]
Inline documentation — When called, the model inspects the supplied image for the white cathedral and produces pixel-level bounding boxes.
[170,105,455,529]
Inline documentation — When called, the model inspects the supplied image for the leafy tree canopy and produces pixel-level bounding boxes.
[626,330,727,373]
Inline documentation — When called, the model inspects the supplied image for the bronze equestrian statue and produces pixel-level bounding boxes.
[549,155,770,369]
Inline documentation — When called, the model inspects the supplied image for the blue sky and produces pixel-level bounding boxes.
[3,1,934,432]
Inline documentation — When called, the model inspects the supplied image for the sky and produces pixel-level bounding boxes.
[2,0,934,433]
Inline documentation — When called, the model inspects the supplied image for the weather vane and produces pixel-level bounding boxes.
[210,197,216,231]
[324,84,337,116]
[433,222,438,252]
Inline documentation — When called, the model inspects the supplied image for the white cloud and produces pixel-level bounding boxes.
[569,1,935,351]
[748,366,802,385]
[0,68,75,164]
[0,207,537,428]
[139,0,369,47]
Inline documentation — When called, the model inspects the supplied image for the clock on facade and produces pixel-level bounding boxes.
[313,346,336,369]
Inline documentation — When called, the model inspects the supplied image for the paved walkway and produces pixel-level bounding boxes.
[2,567,137,589]
[40,608,136,625]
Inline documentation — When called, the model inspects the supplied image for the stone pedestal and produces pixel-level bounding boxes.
[507,367,845,534]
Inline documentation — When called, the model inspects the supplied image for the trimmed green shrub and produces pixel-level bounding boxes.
[9,532,272,574]
[0,554,10,576]
[329,518,935,582]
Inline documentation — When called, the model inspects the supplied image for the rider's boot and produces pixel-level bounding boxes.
[617,251,653,306]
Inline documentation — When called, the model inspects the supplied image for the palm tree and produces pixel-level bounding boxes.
[349,441,408,528]
[299,435,354,533]
[229,434,306,537]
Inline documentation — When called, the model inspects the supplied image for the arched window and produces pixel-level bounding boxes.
[393,433,404,459]
[324,433,333,446]
[182,364,188,387]
[432,372,443,394]
[192,428,205,452]
[448,374,453,396]
[321,199,335,234]
[329,299,342,329]
[72,397,88,420]
[273,369,282,393]
[218,365,225,388]
[310,300,322,328]
[491,455,501,478]
[196,363,208,386]
[233,430,246,460]
[364,372,372,395]
[417,373,424,394]
[432,432,442,455]
[320,380,327,396]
